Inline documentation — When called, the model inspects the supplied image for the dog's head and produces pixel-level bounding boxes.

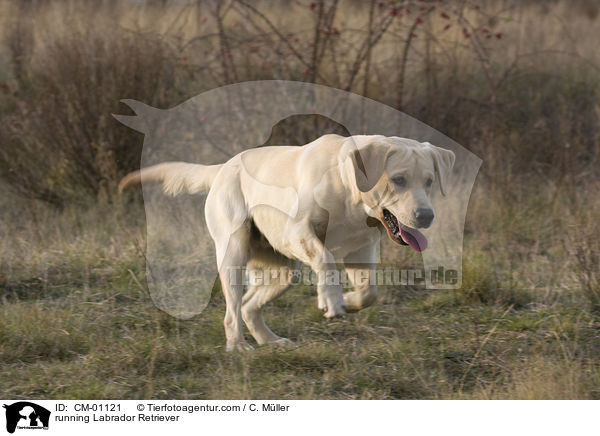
[341,135,455,252]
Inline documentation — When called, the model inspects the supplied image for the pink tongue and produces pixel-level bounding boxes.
[399,225,428,252]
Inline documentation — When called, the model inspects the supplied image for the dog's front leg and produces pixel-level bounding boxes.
[342,265,378,312]
[315,260,346,318]
[286,229,346,318]
[343,243,379,312]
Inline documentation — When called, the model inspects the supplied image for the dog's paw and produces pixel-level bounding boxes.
[321,290,347,318]
[324,304,346,319]
[225,341,254,352]
[272,337,294,346]
[317,294,327,311]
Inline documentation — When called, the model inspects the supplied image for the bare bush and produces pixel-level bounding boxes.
[0,24,177,205]
[0,0,599,205]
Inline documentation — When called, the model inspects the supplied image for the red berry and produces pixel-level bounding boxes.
[495,32,502,39]
[309,2,315,11]
[440,12,450,19]
[416,17,423,24]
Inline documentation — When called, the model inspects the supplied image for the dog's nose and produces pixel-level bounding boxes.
[414,208,434,228]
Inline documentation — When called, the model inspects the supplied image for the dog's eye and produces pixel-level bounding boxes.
[393,176,407,187]
[425,178,433,188]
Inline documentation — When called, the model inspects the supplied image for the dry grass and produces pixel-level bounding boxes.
[1,0,600,399]
[1,177,599,399]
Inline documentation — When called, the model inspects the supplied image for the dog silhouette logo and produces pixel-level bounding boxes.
[3,402,50,434]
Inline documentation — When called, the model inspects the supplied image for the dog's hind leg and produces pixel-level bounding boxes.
[242,255,296,345]
[206,178,254,352]
[242,266,293,345]
[215,225,254,352]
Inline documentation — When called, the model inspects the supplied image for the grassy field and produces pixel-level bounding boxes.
[1,0,600,399]
[1,179,599,400]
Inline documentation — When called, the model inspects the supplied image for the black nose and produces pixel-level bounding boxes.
[414,208,434,228]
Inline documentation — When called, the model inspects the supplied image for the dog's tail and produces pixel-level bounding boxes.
[118,162,223,196]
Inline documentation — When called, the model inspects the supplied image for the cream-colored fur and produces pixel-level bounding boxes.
[120,134,455,351]
[119,162,222,196]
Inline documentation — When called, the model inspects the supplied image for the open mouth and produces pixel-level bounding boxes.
[381,209,428,252]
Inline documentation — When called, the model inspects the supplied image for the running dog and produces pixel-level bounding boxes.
[119,134,455,351]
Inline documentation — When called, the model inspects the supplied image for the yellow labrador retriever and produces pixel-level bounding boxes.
[119,134,455,351]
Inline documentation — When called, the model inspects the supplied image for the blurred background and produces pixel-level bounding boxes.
[1,0,599,399]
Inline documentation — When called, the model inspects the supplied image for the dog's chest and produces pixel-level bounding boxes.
[320,221,380,259]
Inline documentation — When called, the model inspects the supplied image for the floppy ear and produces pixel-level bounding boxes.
[349,142,392,192]
[429,145,455,196]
